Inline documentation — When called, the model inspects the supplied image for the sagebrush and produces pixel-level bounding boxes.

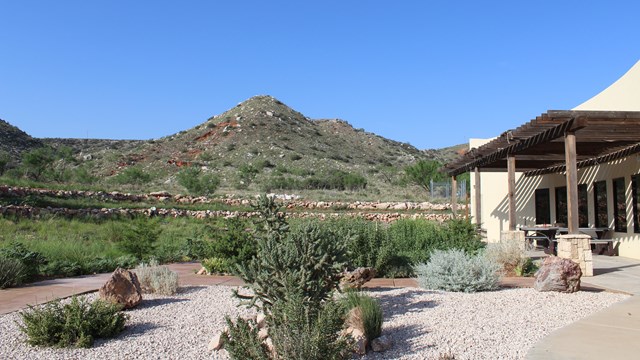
[134,260,179,295]
[415,249,500,292]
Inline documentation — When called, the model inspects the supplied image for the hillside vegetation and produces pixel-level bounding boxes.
[1,96,466,200]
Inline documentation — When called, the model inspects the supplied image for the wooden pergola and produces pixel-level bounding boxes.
[444,110,640,234]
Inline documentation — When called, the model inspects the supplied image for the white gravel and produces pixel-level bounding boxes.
[0,285,628,360]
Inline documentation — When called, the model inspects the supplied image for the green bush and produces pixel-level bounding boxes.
[202,257,230,274]
[18,296,128,348]
[209,217,255,269]
[113,166,152,185]
[0,257,26,288]
[116,218,161,261]
[176,166,220,196]
[341,291,382,342]
[414,249,501,292]
[134,260,179,295]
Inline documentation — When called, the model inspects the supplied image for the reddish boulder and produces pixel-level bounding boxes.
[340,267,377,290]
[534,257,582,293]
[99,268,143,309]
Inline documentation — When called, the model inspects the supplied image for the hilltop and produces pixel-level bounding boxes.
[1,96,465,200]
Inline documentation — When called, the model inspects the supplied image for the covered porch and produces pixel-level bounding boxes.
[445,110,640,276]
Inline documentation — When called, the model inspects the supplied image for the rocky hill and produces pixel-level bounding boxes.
[1,96,465,200]
[0,119,42,160]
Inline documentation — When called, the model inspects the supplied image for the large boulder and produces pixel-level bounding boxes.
[340,267,376,290]
[99,268,143,309]
[534,257,582,293]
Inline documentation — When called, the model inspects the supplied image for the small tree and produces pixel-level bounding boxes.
[22,148,55,181]
[404,159,445,192]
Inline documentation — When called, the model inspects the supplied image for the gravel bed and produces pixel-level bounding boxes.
[0,286,628,359]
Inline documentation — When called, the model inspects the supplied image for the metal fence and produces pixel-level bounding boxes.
[429,179,467,200]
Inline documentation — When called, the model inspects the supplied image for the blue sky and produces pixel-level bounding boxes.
[1,1,639,149]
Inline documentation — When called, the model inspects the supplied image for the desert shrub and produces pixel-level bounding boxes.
[134,260,179,295]
[235,217,348,310]
[223,317,270,360]
[74,166,97,184]
[113,166,152,185]
[341,291,382,342]
[235,195,348,311]
[310,218,484,278]
[116,218,161,261]
[19,296,127,348]
[177,166,220,196]
[515,257,539,277]
[0,242,47,281]
[267,293,350,360]
[0,257,26,288]
[224,293,349,360]
[484,240,527,275]
[237,164,259,187]
[415,249,500,292]
[202,257,230,274]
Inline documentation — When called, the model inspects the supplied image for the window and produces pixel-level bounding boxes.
[535,188,550,224]
[594,180,608,228]
[578,184,588,228]
[633,175,640,233]
[613,177,627,232]
[555,186,567,226]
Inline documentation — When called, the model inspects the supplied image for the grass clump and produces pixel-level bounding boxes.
[0,257,26,288]
[484,240,538,277]
[415,249,500,292]
[341,291,382,342]
[18,296,128,348]
[134,259,179,295]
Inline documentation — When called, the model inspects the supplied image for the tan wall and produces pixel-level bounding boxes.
[470,139,640,259]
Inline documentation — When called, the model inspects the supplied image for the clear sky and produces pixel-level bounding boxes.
[1,1,639,149]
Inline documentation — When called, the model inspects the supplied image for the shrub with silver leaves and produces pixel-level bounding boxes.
[415,249,501,292]
[134,260,179,295]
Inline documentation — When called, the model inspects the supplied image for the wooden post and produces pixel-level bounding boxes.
[565,132,579,234]
[474,167,482,227]
[507,155,516,231]
[451,175,457,218]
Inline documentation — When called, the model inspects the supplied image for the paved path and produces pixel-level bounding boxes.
[526,255,640,360]
[0,263,419,315]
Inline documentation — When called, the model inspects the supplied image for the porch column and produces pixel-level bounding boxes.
[565,132,579,234]
[557,131,593,276]
[507,155,516,231]
[451,175,457,218]
[474,167,482,227]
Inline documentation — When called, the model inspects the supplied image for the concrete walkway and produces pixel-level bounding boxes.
[526,255,640,360]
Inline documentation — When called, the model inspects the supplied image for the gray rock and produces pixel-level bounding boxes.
[534,257,582,293]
